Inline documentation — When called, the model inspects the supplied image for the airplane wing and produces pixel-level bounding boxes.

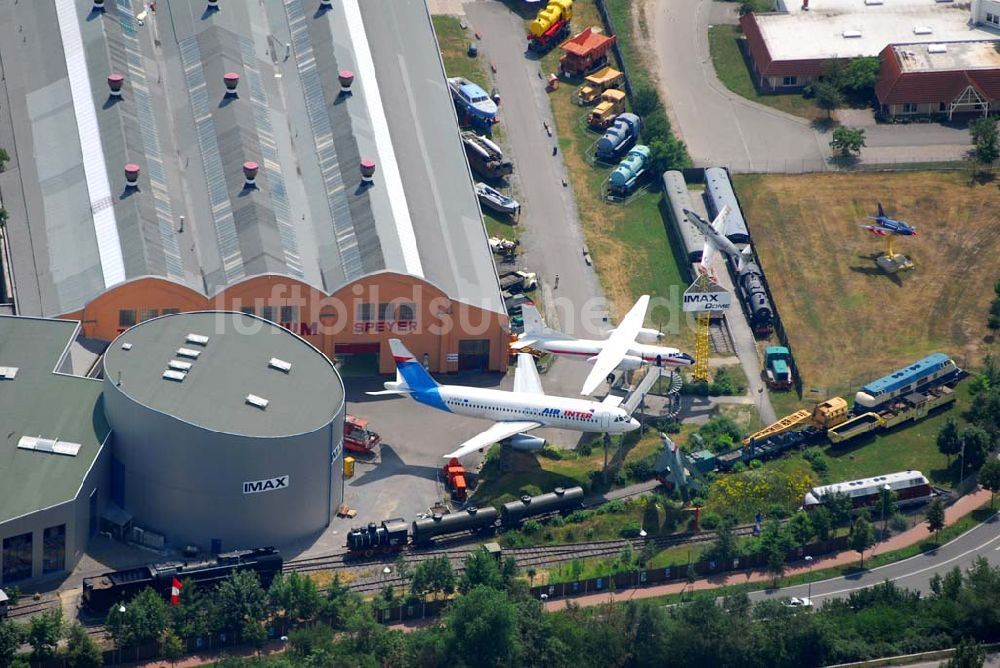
[444,420,542,459]
[513,353,544,395]
[580,295,650,395]
[700,238,717,270]
[711,205,731,235]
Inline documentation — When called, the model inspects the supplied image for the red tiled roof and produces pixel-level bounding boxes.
[739,13,826,78]
[875,44,1000,105]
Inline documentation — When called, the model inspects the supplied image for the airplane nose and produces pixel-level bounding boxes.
[679,353,696,366]
[627,417,640,431]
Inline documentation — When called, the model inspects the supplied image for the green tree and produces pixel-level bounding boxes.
[460,548,503,593]
[0,147,9,172]
[0,618,24,667]
[788,512,814,546]
[242,619,267,656]
[446,587,518,667]
[926,497,946,542]
[813,81,843,118]
[944,638,987,668]
[107,588,169,649]
[632,85,661,117]
[978,458,1000,509]
[938,418,963,467]
[825,491,853,527]
[842,57,880,92]
[641,110,671,144]
[215,570,268,633]
[28,608,62,662]
[647,136,690,173]
[760,518,792,581]
[709,515,740,564]
[170,579,211,640]
[810,506,832,541]
[969,117,999,175]
[65,623,103,668]
[268,571,321,624]
[830,126,866,157]
[987,298,1000,331]
[159,628,184,666]
[960,426,992,475]
[849,515,874,567]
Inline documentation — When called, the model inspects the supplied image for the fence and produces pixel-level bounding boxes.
[697,158,970,176]
[593,0,634,100]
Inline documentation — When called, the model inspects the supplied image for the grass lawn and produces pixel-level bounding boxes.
[733,172,1000,393]
[471,427,666,506]
[529,0,692,340]
[431,16,491,90]
[708,25,823,121]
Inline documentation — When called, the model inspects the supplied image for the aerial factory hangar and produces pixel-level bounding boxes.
[0,0,507,374]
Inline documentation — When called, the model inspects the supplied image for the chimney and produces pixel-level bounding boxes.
[360,159,376,185]
[207,0,219,9]
[107,74,124,98]
[338,70,355,96]
[124,164,141,189]
[320,0,333,7]
[93,0,106,11]
[223,73,240,96]
[243,161,259,188]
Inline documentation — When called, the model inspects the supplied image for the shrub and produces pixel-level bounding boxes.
[578,440,594,456]
[519,485,543,498]
[632,85,661,116]
[538,446,563,460]
[625,455,658,482]
[681,380,710,396]
[619,521,642,538]
[708,368,743,396]
[699,512,721,531]
[564,528,576,542]
[603,499,626,514]
[522,519,542,535]
[890,513,909,533]
[615,469,629,486]
[549,515,565,528]
[803,448,829,475]
[767,503,788,519]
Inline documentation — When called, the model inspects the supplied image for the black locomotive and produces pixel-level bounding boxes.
[81,547,282,613]
[735,258,774,336]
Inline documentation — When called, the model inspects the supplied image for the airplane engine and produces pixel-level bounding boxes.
[507,434,546,451]
[635,327,665,344]
[616,355,643,371]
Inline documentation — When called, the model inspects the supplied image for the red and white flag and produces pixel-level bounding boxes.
[170,577,182,606]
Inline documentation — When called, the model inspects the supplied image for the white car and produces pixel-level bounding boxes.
[784,597,813,609]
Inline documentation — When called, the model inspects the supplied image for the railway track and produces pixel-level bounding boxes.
[709,318,735,356]
[5,598,59,619]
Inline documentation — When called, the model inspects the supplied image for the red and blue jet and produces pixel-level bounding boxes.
[859,202,917,237]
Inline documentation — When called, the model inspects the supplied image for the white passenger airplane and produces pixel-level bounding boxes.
[511,296,694,396]
[367,339,640,459]
[683,205,754,274]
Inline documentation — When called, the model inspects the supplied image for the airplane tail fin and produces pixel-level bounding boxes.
[387,339,439,392]
[877,202,885,218]
[736,246,754,273]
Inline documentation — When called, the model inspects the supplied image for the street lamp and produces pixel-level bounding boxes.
[804,555,814,600]
[116,605,126,666]
[881,484,891,541]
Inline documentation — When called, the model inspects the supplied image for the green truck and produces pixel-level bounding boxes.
[764,346,792,390]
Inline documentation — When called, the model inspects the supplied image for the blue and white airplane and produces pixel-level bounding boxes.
[859,202,917,237]
[368,339,640,459]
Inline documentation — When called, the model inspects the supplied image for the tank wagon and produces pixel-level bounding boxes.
[500,486,586,527]
[662,171,706,267]
[344,486,585,555]
[412,506,499,546]
[82,547,282,613]
[595,113,640,163]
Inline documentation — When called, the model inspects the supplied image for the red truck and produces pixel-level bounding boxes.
[558,27,615,77]
[344,415,380,454]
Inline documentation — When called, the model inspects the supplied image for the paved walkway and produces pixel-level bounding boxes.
[544,488,993,611]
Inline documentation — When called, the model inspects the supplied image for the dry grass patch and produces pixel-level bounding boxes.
[734,172,999,392]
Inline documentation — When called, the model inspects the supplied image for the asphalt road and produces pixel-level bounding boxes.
[750,513,1000,605]
[652,0,827,171]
